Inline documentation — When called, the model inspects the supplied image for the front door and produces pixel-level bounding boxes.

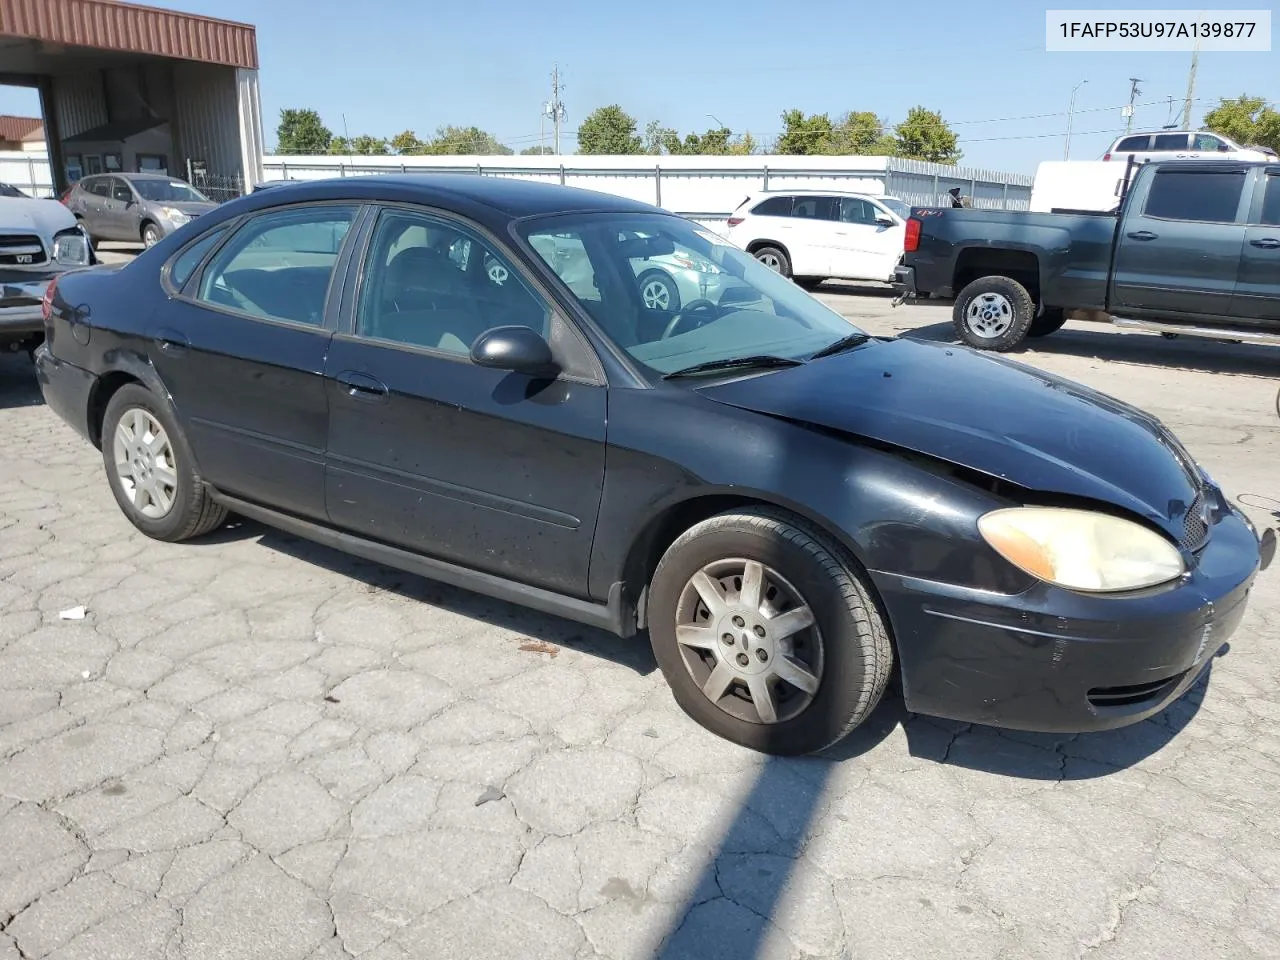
[833,197,901,282]
[1110,165,1249,319]
[1231,167,1280,325]
[151,202,361,521]
[108,178,141,242]
[323,207,607,596]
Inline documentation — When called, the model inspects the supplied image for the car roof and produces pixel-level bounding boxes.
[228,174,663,225]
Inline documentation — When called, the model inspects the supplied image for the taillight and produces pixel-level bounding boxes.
[41,276,58,322]
[1103,153,1111,161]
[904,218,921,253]
[726,217,744,227]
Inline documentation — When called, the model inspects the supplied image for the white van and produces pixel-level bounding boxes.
[1102,129,1271,163]
[725,190,907,286]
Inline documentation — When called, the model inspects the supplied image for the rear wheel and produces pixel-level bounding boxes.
[752,245,791,279]
[952,275,1035,352]
[101,384,226,542]
[647,508,893,756]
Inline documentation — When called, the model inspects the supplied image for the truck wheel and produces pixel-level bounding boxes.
[953,276,1035,352]
[1028,308,1067,338]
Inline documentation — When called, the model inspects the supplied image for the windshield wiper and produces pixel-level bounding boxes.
[808,332,871,360]
[662,355,803,380]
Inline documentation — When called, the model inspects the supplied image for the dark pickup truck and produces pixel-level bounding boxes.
[894,160,1280,351]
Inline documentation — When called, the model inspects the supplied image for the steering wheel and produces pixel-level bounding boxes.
[661,299,719,340]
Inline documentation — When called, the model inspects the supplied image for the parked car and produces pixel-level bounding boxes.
[725,190,907,286]
[1,190,93,354]
[65,172,217,248]
[0,182,30,199]
[35,175,1265,755]
[1103,129,1272,164]
[896,159,1280,352]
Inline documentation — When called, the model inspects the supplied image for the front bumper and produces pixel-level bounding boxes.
[34,344,98,442]
[872,502,1262,733]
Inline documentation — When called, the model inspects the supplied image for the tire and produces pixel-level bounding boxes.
[647,507,894,756]
[141,222,161,248]
[952,275,1035,352]
[752,245,791,279]
[637,269,681,312]
[1027,308,1067,338]
[101,384,227,542]
[796,277,825,291]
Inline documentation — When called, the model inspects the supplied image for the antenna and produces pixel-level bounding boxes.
[1181,38,1200,129]
[1124,78,1143,133]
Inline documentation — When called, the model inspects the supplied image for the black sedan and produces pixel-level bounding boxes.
[34,175,1266,755]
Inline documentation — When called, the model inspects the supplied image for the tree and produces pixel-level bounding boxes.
[893,106,961,164]
[425,125,513,155]
[276,108,332,154]
[833,111,896,156]
[351,135,389,155]
[644,120,675,155]
[726,132,758,156]
[1203,95,1280,153]
[391,130,425,154]
[577,105,643,154]
[774,110,835,155]
[521,145,555,155]
[327,136,352,155]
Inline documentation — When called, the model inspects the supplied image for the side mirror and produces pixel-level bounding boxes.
[470,325,559,378]
[874,215,895,227]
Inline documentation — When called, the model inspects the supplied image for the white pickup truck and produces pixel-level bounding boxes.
[1,183,94,355]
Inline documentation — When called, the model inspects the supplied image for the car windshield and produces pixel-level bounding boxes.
[132,179,208,203]
[521,213,864,376]
[879,198,910,219]
[0,183,28,198]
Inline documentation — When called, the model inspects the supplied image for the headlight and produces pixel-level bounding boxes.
[978,506,1185,593]
[52,227,90,266]
[160,207,191,225]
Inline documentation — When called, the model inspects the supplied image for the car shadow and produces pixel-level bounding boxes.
[0,354,42,408]
[654,656,1216,958]
[195,516,659,675]
[887,316,1280,377]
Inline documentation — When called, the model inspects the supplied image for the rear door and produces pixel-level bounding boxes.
[1110,165,1249,319]
[1230,166,1280,325]
[787,195,838,275]
[1149,131,1191,161]
[322,205,607,595]
[155,202,362,521]
[79,178,112,238]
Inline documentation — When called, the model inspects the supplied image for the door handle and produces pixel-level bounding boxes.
[153,328,189,355]
[335,370,388,401]
[1250,237,1280,249]
[1126,230,1159,241]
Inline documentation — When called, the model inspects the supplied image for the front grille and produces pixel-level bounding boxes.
[1088,670,1187,709]
[1180,492,1209,552]
[0,234,48,266]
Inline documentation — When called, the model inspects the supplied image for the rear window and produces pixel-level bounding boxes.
[751,195,793,217]
[1143,169,1246,223]
[1115,135,1150,152]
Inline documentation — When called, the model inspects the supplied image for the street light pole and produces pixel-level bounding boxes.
[1064,79,1088,160]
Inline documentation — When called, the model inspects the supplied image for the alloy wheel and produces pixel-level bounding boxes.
[112,408,178,519]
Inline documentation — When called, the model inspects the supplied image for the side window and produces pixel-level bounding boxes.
[196,205,356,325]
[88,178,111,198]
[751,195,793,217]
[1143,170,1247,223]
[168,226,229,291]
[1260,174,1280,227]
[1193,133,1226,151]
[792,196,838,220]
[839,197,878,225]
[1151,133,1190,151]
[356,210,550,357]
[110,179,133,202]
[1115,135,1150,152]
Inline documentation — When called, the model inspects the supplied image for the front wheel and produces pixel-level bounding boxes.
[952,275,1035,351]
[101,384,227,542]
[141,222,161,248]
[637,269,681,312]
[647,508,893,756]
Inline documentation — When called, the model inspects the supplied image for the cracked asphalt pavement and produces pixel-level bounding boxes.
[2,285,1278,960]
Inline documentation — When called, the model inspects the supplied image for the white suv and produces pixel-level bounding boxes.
[1103,129,1272,163]
[725,190,907,286]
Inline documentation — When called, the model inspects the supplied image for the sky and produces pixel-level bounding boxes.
[1,0,1276,173]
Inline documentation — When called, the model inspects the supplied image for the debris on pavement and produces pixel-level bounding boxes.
[59,606,87,620]
[474,786,504,806]
[517,639,560,658]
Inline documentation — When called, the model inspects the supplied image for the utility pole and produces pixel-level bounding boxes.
[1064,79,1088,160]
[545,65,566,155]
[1124,77,1143,133]
[1181,37,1200,129]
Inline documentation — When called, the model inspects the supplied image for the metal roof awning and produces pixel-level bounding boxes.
[63,115,166,142]
[0,0,258,70]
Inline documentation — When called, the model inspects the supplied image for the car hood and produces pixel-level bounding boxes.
[697,337,1203,536]
[0,197,76,238]
[153,201,217,216]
